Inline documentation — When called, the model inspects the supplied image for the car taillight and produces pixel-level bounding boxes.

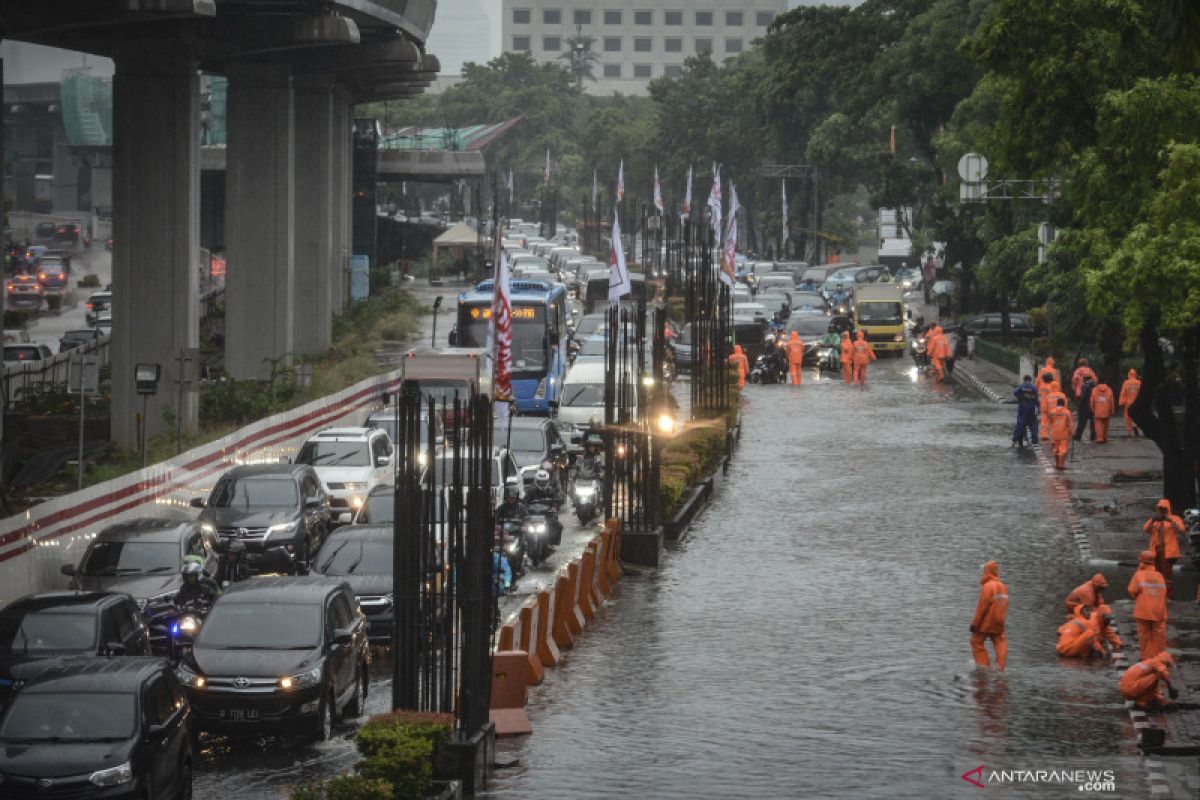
[39,273,46,280]
[86,303,92,310]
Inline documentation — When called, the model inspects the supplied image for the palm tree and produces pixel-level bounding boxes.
[560,25,598,91]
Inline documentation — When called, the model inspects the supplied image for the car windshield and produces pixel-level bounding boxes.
[296,440,370,467]
[574,317,604,338]
[562,383,604,407]
[0,610,96,653]
[792,293,826,308]
[0,692,135,742]
[430,457,502,487]
[4,346,42,361]
[80,540,179,576]
[508,428,546,455]
[318,538,392,575]
[198,602,322,649]
[409,379,471,405]
[788,317,831,336]
[368,416,436,447]
[857,302,903,326]
[578,338,606,357]
[359,493,394,524]
[209,477,299,509]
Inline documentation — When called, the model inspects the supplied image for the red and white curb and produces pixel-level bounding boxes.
[950,363,1006,404]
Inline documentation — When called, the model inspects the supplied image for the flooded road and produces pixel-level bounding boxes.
[195,359,1148,798]
[482,360,1147,799]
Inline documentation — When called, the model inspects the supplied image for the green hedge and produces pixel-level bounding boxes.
[292,776,394,800]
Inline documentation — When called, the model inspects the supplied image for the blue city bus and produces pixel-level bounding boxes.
[453,279,568,414]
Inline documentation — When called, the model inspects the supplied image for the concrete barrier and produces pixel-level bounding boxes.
[516,602,545,685]
[534,590,561,667]
[488,651,533,737]
[550,572,576,650]
[564,560,587,636]
[577,546,598,621]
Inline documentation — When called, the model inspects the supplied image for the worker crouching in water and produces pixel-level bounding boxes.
[1063,573,1107,619]
[1120,652,1178,712]
[1056,603,1122,659]
[970,560,1009,670]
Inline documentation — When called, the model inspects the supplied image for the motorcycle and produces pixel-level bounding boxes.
[571,478,602,525]
[499,519,526,580]
[748,351,787,384]
[910,333,929,369]
[1185,509,1200,568]
[522,501,561,566]
[144,599,209,664]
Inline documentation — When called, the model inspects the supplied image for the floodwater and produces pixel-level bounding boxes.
[195,359,1149,799]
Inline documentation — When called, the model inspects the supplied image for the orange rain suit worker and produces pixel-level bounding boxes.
[1090,383,1115,443]
[1038,375,1065,441]
[840,332,854,384]
[729,345,749,389]
[1128,550,1168,659]
[1119,652,1176,710]
[1064,573,1107,618]
[785,332,804,385]
[851,331,877,387]
[1057,604,1122,659]
[1037,357,1062,391]
[929,326,951,381]
[1119,369,1141,437]
[1047,398,1074,470]
[970,560,1009,670]
[1071,359,1098,400]
[1144,498,1183,594]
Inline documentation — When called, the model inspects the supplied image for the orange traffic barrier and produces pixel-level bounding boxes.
[565,560,587,636]
[578,546,598,621]
[551,572,577,650]
[489,650,532,736]
[596,531,614,598]
[517,602,545,685]
[497,619,518,652]
[534,590,561,667]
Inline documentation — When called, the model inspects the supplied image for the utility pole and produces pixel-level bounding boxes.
[173,348,197,455]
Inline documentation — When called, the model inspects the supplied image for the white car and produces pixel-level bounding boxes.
[293,427,394,524]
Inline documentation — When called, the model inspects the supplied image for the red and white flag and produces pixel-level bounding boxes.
[506,169,514,205]
[653,165,664,214]
[707,163,722,244]
[683,164,693,219]
[616,159,625,202]
[608,208,631,303]
[487,252,513,406]
[721,181,738,287]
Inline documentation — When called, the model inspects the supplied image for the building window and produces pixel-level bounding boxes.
[634,37,652,52]
[635,10,652,25]
[664,65,683,78]
[603,63,622,78]
[634,64,652,78]
[512,36,531,51]
[604,10,622,24]
[695,37,712,54]
[665,10,682,25]
[756,10,775,26]
[725,37,743,54]
[543,36,561,51]
[726,10,743,26]
[604,36,622,52]
[695,11,713,25]
[512,8,530,24]
[574,9,591,25]
[664,37,682,52]
[543,8,561,24]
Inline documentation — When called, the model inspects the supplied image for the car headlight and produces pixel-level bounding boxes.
[341,482,368,492]
[893,333,904,342]
[200,523,215,535]
[89,761,133,787]
[267,521,298,536]
[177,663,206,689]
[279,666,322,691]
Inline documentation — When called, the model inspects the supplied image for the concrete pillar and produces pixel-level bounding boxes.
[224,63,294,379]
[292,76,335,355]
[330,88,352,311]
[111,54,200,447]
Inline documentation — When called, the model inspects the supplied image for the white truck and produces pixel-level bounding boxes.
[393,348,491,429]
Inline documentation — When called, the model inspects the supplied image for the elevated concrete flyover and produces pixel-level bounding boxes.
[0,0,440,447]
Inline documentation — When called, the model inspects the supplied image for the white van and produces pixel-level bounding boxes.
[556,361,635,447]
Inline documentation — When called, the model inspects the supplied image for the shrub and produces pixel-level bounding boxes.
[354,711,452,800]
[291,775,394,800]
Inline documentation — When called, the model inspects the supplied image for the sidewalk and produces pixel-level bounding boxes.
[957,353,1200,797]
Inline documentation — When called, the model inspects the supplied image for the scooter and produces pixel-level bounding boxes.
[499,519,526,580]
[522,502,561,567]
[748,352,787,384]
[144,599,209,664]
[571,478,602,525]
[910,333,930,369]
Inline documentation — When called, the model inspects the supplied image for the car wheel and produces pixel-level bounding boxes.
[177,759,193,800]
[345,663,368,717]
[310,689,334,742]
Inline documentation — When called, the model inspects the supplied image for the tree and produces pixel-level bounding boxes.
[560,28,599,92]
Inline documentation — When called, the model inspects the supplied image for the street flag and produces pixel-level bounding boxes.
[707,163,722,245]
[592,169,598,207]
[487,252,514,406]
[506,169,514,205]
[544,148,551,184]
[781,179,789,246]
[608,207,631,303]
[616,159,625,202]
[683,164,693,219]
[653,165,664,214]
[721,181,738,287]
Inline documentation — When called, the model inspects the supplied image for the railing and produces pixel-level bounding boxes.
[973,337,1023,374]
[3,334,111,404]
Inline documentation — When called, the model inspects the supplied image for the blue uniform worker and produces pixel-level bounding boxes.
[1013,376,1039,446]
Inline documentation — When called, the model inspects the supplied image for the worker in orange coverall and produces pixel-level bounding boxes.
[928,325,951,381]
[970,560,1009,670]
[840,332,854,385]
[1046,397,1074,470]
[1144,498,1183,595]
[1119,369,1141,437]
[1064,573,1107,618]
[1070,358,1097,400]
[729,345,749,389]
[1119,652,1177,711]
[1128,550,1168,659]
[785,332,804,386]
[851,331,876,387]
[1089,382,1115,443]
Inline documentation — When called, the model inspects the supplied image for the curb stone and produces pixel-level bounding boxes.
[949,362,1005,403]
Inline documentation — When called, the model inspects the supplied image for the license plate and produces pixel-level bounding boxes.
[220,708,259,721]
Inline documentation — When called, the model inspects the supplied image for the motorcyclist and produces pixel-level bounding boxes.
[574,434,606,481]
[495,482,528,526]
[176,559,218,609]
[526,468,561,507]
[215,538,249,586]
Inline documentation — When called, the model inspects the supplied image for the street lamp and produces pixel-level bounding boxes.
[134,363,161,468]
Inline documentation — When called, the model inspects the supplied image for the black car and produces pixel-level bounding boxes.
[0,657,192,800]
[179,577,370,741]
[505,417,568,483]
[313,527,394,644]
[961,312,1035,337]
[192,464,331,574]
[59,328,103,353]
[62,516,219,609]
[0,593,151,710]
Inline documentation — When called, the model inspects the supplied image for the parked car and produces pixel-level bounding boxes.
[2,329,30,345]
[961,312,1036,337]
[193,464,331,573]
[0,592,152,710]
[59,327,103,352]
[85,291,112,325]
[313,527,395,644]
[179,576,370,741]
[36,263,67,294]
[61,516,219,608]
[6,274,43,310]
[0,657,193,800]
[3,343,52,363]
[293,427,394,523]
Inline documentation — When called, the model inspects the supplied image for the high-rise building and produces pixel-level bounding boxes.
[426,0,496,76]
[500,0,788,95]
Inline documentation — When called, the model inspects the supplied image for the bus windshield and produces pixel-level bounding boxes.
[458,304,547,373]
